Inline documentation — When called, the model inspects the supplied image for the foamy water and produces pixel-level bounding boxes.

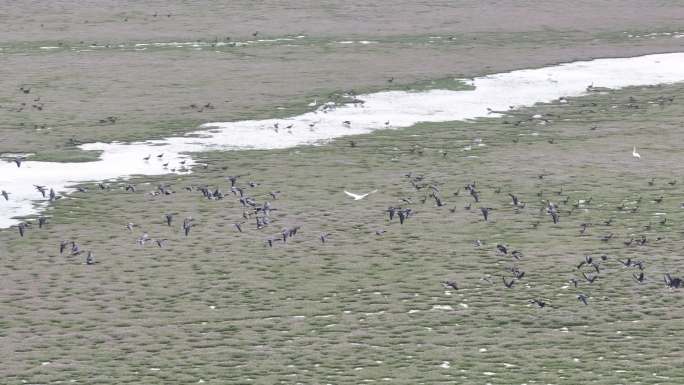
[1,52,684,228]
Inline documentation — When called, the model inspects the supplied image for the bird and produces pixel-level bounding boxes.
[182,218,195,236]
[441,280,458,290]
[34,185,47,197]
[582,272,598,284]
[480,207,492,221]
[509,193,520,206]
[502,277,516,288]
[14,156,25,168]
[632,145,641,159]
[577,294,589,305]
[269,191,281,200]
[633,272,645,283]
[154,239,167,248]
[85,251,95,265]
[165,213,176,226]
[234,222,244,233]
[344,190,377,200]
[319,233,331,243]
[17,222,27,237]
[60,240,70,254]
[664,274,682,288]
[529,299,546,308]
[1,190,9,201]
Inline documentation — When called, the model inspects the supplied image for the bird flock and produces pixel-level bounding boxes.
[1,88,682,316]
[5,149,682,314]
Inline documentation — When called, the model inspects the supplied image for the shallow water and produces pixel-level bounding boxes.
[1,52,684,227]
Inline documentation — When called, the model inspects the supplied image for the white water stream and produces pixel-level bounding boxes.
[1,52,684,228]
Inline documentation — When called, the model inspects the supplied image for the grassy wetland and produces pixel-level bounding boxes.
[2,1,684,384]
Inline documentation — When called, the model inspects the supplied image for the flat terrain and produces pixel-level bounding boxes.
[1,1,683,156]
[1,1,684,384]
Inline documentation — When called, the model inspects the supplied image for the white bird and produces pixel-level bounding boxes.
[307,99,317,107]
[632,145,641,159]
[344,190,378,200]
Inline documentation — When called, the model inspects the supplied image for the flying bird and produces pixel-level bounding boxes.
[344,190,377,200]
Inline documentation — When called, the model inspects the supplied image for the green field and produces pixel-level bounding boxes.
[2,81,684,383]
[2,1,684,384]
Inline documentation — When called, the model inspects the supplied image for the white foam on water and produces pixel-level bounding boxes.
[2,53,684,228]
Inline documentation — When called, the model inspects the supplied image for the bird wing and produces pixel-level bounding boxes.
[344,191,363,199]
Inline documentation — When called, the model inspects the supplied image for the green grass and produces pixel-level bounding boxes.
[2,81,684,384]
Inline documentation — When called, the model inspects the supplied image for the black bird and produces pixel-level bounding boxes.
[398,210,407,224]
[664,274,682,288]
[227,175,243,187]
[509,193,519,206]
[511,250,523,260]
[165,213,176,226]
[512,268,525,279]
[470,189,480,202]
[577,294,589,305]
[480,207,492,221]
[34,185,47,197]
[386,207,397,221]
[14,156,25,168]
[125,184,136,192]
[1,190,9,201]
[600,233,614,242]
[155,239,167,248]
[60,240,69,254]
[579,223,589,235]
[234,222,244,233]
[618,258,632,267]
[529,299,546,308]
[17,222,27,237]
[502,276,515,288]
[582,272,597,284]
[269,191,281,200]
[496,244,508,254]
[633,272,645,283]
[182,217,195,236]
[320,233,331,243]
[441,280,459,290]
[38,217,47,228]
[265,237,282,247]
[550,211,559,224]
